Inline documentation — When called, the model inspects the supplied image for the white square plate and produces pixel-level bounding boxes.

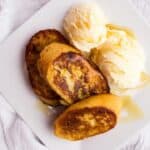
[0,0,150,149]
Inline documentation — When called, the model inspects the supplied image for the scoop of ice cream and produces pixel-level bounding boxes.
[90,24,146,95]
[63,3,107,52]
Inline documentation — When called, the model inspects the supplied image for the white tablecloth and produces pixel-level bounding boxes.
[0,0,150,150]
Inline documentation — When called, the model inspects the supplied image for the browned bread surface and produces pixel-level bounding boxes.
[38,42,109,105]
[54,94,122,140]
[25,29,68,106]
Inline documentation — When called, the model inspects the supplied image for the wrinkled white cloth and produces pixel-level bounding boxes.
[0,0,150,150]
[0,94,48,150]
[0,0,49,42]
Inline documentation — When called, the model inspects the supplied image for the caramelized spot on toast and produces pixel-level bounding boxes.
[52,51,109,104]
[54,94,122,140]
[58,107,116,140]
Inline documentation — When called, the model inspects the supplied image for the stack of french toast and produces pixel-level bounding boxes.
[25,29,122,140]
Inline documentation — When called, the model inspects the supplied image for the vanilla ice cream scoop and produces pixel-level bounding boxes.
[90,24,146,95]
[63,3,107,52]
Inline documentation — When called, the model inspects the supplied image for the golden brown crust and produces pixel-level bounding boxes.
[38,42,109,105]
[56,107,116,140]
[54,94,122,140]
[25,29,68,106]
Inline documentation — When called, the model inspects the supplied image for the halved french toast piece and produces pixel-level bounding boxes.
[25,29,68,106]
[54,94,122,140]
[38,42,109,105]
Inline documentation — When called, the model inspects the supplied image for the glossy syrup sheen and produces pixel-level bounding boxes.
[120,96,144,123]
[37,95,144,123]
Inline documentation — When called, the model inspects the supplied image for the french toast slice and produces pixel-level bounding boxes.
[54,94,122,140]
[38,42,109,105]
[25,29,68,106]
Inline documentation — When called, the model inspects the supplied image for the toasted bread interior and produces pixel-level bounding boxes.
[38,42,109,105]
[54,94,122,140]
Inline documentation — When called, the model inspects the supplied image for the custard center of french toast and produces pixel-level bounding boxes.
[58,107,116,140]
[53,52,102,102]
